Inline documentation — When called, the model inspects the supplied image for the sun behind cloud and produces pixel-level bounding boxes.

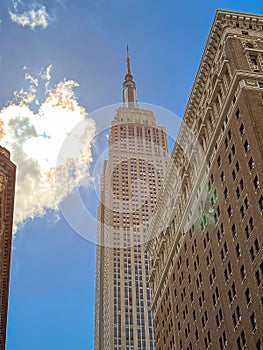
[0,66,96,226]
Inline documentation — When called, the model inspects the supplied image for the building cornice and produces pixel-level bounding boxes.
[174,9,263,135]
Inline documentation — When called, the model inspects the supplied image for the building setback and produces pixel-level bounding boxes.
[0,146,16,350]
[94,53,169,349]
[147,9,263,350]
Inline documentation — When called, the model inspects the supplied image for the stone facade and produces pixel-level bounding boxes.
[147,9,263,350]
[0,147,16,350]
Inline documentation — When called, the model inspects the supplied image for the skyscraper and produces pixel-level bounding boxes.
[94,52,169,349]
[0,146,16,350]
[147,9,263,350]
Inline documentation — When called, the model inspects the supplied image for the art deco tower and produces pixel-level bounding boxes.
[94,52,169,349]
[0,146,16,350]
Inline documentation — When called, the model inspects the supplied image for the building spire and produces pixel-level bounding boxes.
[126,45,131,75]
[123,46,137,108]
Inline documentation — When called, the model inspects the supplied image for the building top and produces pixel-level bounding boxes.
[0,146,11,159]
[122,46,138,108]
[174,9,263,137]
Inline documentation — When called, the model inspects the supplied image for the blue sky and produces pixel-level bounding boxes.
[0,1,262,350]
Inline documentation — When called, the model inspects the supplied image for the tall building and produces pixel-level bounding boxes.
[147,9,263,350]
[94,52,169,349]
[0,146,16,350]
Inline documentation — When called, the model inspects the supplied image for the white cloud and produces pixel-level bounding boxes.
[0,66,96,225]
[10,0,23,12]
[9,5,49,30]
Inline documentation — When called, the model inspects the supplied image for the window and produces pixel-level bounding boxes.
[250,55,258,66]
[224,262,232,282]
[236,243,241,258]
[202,290,205,302]
[240,265,246,280]
[232,305,241,327]
[216,206,220,220]
[245,288,251,304]
[244,139,249,152]
[219,337,223,349]
[250,312,257,330]
[216,307,223,328]
[248,157,255,171]
[214,189,218,201]
[209,267,216,286]
[240,205,245,218]
[245,225,250,239]
[249,216,254,230]
[228,283,237,303]
[239,123,245,136]
[193,310,196,321]
[259,195,263,211]
[254,175,260,190]
[224,269,228,282]
[241,330,246,345]
[224,188,228,199]
[204,310,208,322]
[256,340,262,350]
[251,239,260,261]
[231,224,237,238]
[244,197,249,209]
[219,330,227,350]
[237,330,246,350]
[204,330,211,349]
[255,238,260,253]
[212,287,220,306]
[250,246,255,261]
[228,290,232,303]
[255,270,261,286]
[228,261,232,274]
[227,205,232,217]
[236,108,240,119]
[217,156,221,167]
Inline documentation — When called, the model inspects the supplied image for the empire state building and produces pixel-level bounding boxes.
[94,51,168,349]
